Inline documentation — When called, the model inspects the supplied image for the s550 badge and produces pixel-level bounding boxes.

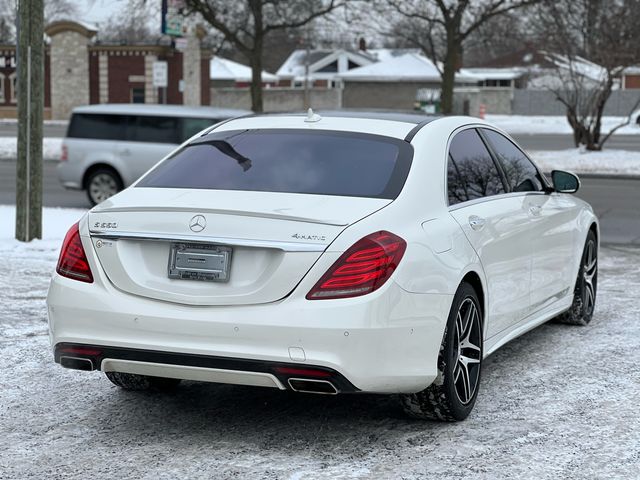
[94,222,118,229]
[291,233,326,241]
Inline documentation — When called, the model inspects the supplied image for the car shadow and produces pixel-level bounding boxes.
[80,318,584,455]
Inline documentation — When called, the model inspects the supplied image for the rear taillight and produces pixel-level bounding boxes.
[56,222,93,283]
[306,231,406,300]
[60,144,68,162]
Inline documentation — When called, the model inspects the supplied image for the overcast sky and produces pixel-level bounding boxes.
[70,0,126,24]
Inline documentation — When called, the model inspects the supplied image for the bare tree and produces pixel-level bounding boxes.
[0,0,77,42]
[532,0,640,150]
[379,0,540,114]
[97,0,162,44]
[183,0,344,112]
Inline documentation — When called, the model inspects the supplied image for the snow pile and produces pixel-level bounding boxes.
[529,149,640,175]
[0,137,63,161]
[0,205,84,242]
[488,114,640,135]
[0,206,84,336]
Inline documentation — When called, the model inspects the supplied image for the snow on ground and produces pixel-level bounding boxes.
[0,118,69,126]
[0,206,639,479]
[487,114,640,135]
[529,149,640,176]
[0,137,63,161]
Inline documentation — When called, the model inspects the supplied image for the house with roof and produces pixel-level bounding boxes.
[210,56,278,88]
[276,48,373,88]
[337,53,477,110]
[622,67,640,89]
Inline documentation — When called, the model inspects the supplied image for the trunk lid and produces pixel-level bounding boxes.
[88,188,390,306]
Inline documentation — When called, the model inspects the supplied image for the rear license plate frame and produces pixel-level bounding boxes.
[168,242,232,282]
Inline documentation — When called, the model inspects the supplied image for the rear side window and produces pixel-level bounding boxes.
[129,115,179,144]
[67,114,127,141]
[481,129,544,192]
[137,129,413,199]
[447,129,506,205]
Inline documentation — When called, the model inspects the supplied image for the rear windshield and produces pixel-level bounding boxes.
[67,113,225,144]
[136,129,413,199]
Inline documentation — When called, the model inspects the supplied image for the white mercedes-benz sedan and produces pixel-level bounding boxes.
[47,111,598,421]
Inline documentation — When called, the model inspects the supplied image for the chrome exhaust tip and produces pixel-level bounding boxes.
[59,356,95,371]
[287,378,338,395]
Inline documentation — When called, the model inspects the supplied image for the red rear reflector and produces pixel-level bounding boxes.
[60,346,102,356]
[274,367,332,378]
[60,144,68,162]
[306,231,406,300]
[56,222,94,283]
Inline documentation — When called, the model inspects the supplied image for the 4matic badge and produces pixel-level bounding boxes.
[291,233,327,241]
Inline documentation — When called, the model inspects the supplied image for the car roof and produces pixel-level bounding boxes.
[259,110,440,125]
[71,104,251,119]
[211,110,441,141]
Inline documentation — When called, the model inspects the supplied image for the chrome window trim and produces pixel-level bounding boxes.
[90,231,327,252]
[447,191,547,212]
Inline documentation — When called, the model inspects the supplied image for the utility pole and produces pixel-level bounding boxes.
[303,27,310,110]
[15,0,44,242]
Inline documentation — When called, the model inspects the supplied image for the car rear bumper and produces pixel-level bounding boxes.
[47,273,451,394]
[57,161,83,190]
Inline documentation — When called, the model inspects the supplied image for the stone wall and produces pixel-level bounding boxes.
[182,28,201,107]
[210,87,342,111]
[452,88,514,116]
[342,81,440,110]
[48,29,93,119]
[512,90,640,116]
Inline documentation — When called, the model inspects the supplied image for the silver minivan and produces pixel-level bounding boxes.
[57,104,250,205]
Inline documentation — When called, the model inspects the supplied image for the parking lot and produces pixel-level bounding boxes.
[1,231,638,479]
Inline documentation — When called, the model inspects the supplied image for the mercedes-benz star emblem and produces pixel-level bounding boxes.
[189,215,206,233]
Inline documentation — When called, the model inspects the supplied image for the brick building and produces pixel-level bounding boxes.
[0,20,210,120]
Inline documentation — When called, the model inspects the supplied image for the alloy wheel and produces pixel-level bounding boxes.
[89,173,119,204]
[582,239,597,316]
[452,297,482,405]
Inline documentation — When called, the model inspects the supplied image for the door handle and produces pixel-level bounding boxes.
[469,215,486,231]
[528,205,542,216]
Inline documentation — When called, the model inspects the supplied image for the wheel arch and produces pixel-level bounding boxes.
[82,163,124,191]
[460,270,489,333]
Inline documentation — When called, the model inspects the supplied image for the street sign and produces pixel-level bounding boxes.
[162,0,185,37]
[152,61,168,88]
[174,38,188,51]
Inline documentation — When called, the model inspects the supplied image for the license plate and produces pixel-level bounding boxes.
[168,243,232,282]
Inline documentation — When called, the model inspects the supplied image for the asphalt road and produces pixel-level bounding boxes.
[0,123,639,151]
[512,133,640,152]
[0,161,638,245]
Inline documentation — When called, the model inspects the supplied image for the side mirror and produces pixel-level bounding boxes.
[551,170,580,193]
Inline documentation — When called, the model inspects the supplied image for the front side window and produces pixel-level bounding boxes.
[137,129,413,199]
[482,129,545,192]
[447,129,506,206]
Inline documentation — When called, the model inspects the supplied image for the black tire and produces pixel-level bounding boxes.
[85,167,122,206]
[401,282,483,421]
[105,372,181,391]
[556,230,598,326]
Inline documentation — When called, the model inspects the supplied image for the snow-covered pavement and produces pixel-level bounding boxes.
[0,137,63,161]
[1,207,639,479]
[486,114,640,136]
[529,149,640,176]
